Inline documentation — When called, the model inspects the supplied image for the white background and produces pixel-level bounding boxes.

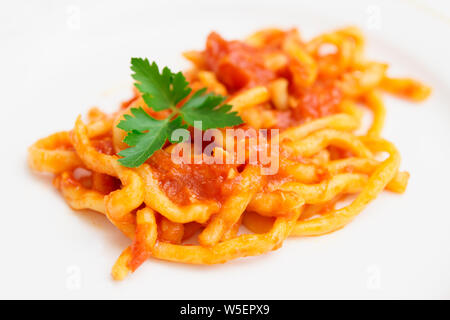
[1,0,450,299]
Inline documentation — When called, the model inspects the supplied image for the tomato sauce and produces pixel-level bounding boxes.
[204,32,276,91]
[92,137,115,155]
[204,32,342,127]
[148,150,238,206]
[274,79,342,129]
[294,79,342,120]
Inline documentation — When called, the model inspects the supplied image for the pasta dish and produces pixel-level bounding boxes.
[28,27,430,280]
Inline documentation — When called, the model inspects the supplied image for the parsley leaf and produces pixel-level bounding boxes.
[117,108,187,168]
[131,58,191,111]
[180,88,243,130]
[116,58,243,168]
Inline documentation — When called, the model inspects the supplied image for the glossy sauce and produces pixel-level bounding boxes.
[204,32,276,91]
[148,150,238,206]
[203,32,342,128]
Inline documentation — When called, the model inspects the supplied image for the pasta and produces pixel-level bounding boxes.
[28,26,430,280]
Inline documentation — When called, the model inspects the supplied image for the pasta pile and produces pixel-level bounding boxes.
[28,27,430,280]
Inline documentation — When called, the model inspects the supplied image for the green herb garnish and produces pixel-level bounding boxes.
[117,58,243,168]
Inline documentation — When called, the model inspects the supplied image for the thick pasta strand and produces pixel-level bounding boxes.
[128,207,158,273]
[198,165,263,246]
[364,90,386,137]
[71,117,144,238]
[152,208,302,265]
[291,137,400,236]
[282,129,373,158]
[55,171,107,214]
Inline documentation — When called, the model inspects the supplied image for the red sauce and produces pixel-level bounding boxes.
[148,150,237,205]
[204,32,276,91]
[203,32,343,127]
[275,79,342,129]
[328,145,354,159]
[294,79,342,120]
[92,137,115,155]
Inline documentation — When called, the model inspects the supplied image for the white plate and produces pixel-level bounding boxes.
[1,0,449,299]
